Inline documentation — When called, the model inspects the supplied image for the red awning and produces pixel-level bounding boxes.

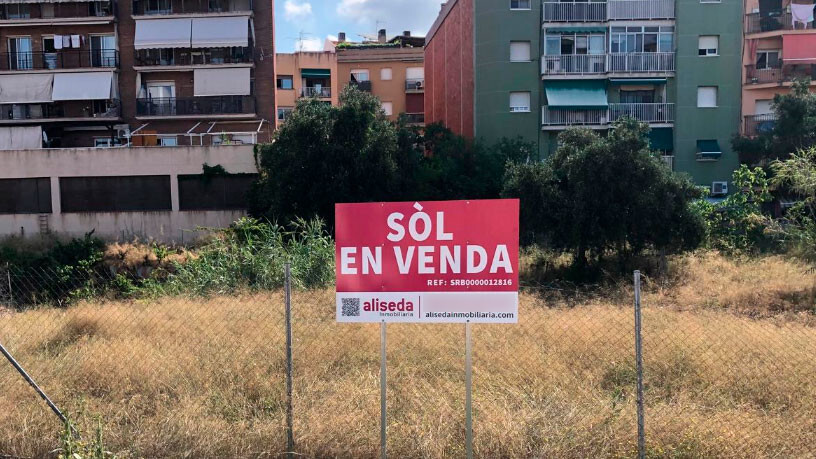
[783,34,816,64]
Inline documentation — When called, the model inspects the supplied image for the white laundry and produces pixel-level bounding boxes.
[71,35,80,48]
[53,35,62,50]
[791,3,814,28]
[62,35,70,48]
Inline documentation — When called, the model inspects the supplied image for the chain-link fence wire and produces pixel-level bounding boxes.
[0,265,815,457]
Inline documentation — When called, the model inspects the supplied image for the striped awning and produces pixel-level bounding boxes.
[546,26,607,34]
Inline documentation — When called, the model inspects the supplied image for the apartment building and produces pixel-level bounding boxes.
[425,0,741,192]
[742,0,816,137]
[275,51,337,123]
[334,30,425,124]
[0,0,275,149]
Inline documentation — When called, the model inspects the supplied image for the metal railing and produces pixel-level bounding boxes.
[132,0,253,15]
[0,101,120,121]
[744,12,816,34]
[542,0,674,21]
[542,103,675,126]
[661,155,674,170]
[0,50,118,71]
[543,1,606,21]
[300,87,331,98]
[744,113,777,136]
[607,0,674,19]
[541,54,607,75]
[134,48,253,66]
[609,103,675,124]
[349,80,372,92]
[405,79,425,91]
[745,64,816,84]
[135,96,255,116]
[402,113,425,124]
[609,52,675,73]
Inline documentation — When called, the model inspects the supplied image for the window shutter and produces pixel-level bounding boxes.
[510,41,531,62]
[509,92,531,111]
[697,86,717,107]
[698,35,718,52]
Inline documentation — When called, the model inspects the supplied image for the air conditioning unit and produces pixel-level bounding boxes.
[712,181,728,196]
[415,80,424,90]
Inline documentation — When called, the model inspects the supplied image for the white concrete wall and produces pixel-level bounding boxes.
[0,145,259,243]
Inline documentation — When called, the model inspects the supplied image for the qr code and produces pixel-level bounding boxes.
[341,298,361,317]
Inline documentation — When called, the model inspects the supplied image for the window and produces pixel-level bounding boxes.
[43,37,57,69]
[159,136,178,146]
[610,26,674,54]
[3,4,30,19]
[510,41,531,62]
[756,50,781,69]
[697,86,718,108]
[510,0,531,9]
[89,1,112,16]
[146,82,175,99]
[145,0,172,14]
[754,99,773,115]
[94,138,113,148]
[380,68,392,80]
[92,100,114,116]
[620,90,655,104]
[41,3,54,18]
[545,34,605,55]
[381,102,393,116]
[8,37,32,70]
[277,106,294,121]
[276,75,294,89]
[698,35,719,56]
[509,92,531,112]
[350,69,370,82]
[90,35,116,67]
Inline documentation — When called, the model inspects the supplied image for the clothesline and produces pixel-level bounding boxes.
[52,34,84,50]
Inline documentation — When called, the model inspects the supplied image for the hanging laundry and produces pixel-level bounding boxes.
[53,35,63,50]
[791,3,814,28]
[71,35,80,48]
[62,35,70,48]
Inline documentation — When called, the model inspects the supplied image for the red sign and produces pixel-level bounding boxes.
[335,199,519,323]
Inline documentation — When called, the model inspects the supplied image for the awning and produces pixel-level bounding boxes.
[52,72,113,101]
[135,18,192,49]
[546,26,607,34]
[545,80,608,109]
[191,16,248,48]
[648,128,673,152]
[301,68,331,78]
[697,139,722,159]
[782,35,816,64]
[610,78,667,85]
[0,126,42,150]
[194,68,250,96]
[0,74,53,104]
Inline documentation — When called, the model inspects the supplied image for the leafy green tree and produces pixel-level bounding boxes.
[771,147,816,259]
[733,79,816,164]
[502,118,704,266]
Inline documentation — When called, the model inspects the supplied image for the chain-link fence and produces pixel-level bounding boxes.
[0,264,814,457]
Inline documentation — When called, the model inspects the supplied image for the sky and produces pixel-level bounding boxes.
[275,0,443,53]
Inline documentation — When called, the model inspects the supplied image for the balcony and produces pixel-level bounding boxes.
[541,103,675,128]
[542,0,674,21]
[132,0,252,16]
[745,64,816,85]
[0,50,118,71]
[0,2,114,22]
[406,78,425,92]
[541,53,675,76]
[744,114,777,136]
[744,11,816,34]
[402,113,425,125]
[300,87,331,98]
[0,100,120,122]
[134,47,252,67]
[349,80,372,91]
[136,95,255,117]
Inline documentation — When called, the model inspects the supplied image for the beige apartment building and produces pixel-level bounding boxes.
[334,30,425,124]
[742,0,816,136]
[275,51,337,123]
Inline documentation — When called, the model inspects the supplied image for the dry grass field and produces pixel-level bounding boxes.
[0,252,815,458]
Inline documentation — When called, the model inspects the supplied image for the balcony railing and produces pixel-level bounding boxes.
[0,2,114,20]
[745,64,816,84]
[608,52,675,73]
[136,96,255,116]
[744,113,777,136]
[543,1,606,22]
[542,53,675,75]
[134,48,252,66]
[0,100,120,121]
[542,54,607,75]
[132,0,252,15]
[406,79,425,91]
[402,113,425,124]
[542,103,675,126]
[744,12,816,34]
[661,155,674,170]
[607,0,674,19]
[0,50,118,71]
[349,80,372,91]
[300,87,331,98]
[542,0,674,21]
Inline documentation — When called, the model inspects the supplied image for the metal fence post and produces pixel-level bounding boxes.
[380,320,387,459]
[284,263,294,459]
[5,262,11,304]
[634,270,645,459]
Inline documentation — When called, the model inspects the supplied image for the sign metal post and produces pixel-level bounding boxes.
[380,321,387,459]
[465,321,473,459]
